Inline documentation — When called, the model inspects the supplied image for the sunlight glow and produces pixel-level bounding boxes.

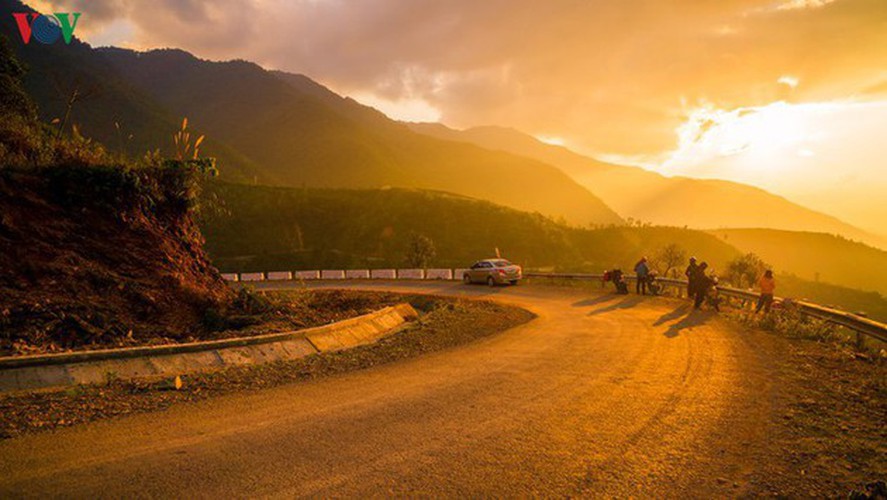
[664,101,817,171]
[536,136,567,147]
[350,92,442,123]
[776,0,838,10]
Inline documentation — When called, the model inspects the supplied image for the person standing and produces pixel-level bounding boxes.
[685,257,699,300]
[693,262,711,310]
[634,257,650,295]
[756,270,776,313]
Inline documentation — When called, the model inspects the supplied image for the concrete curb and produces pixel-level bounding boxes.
[0,304,418,393]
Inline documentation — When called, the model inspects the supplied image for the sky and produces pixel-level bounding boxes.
[29,0,887,233]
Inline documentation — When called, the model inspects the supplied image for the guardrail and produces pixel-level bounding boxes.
[524,272,887,345]
[225,268,887,345]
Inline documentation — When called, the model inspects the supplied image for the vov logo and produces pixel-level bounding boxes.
[12,12,81,44]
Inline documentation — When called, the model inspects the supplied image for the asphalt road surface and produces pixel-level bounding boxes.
[0,281,793,497]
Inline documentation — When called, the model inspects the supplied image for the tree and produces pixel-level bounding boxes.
[653,243,687,278]
[406,233,436,268]
[726,253,767,288]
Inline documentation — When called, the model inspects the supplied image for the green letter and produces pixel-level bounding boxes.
[55,13,81,44]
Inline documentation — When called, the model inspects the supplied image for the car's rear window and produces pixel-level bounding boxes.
[493,260,512,267]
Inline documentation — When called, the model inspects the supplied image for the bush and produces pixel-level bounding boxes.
[737,301,842,343]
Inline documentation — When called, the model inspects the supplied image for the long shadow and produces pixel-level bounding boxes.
[587,295,644,316]
[663,310,711,338]
[572,294,619,308]
[654,303,691,326]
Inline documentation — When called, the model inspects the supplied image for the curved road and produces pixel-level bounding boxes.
[0,282,790,497]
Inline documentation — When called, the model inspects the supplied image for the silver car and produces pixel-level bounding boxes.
[463,259,522,286]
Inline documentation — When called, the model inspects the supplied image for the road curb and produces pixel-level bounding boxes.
[0,304,418,393]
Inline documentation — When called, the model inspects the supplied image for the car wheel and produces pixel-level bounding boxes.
[463,272,472,284]
[510,280,518,286]
[487,276,495,287]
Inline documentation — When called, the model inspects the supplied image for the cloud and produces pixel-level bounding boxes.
[31,0,887,159]
[776,0,839,10]
[778,75,800,89]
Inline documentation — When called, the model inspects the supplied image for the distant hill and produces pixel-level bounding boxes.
[407,123,881,247]
[200,181,739,274]
[709,229,887,296]
[201,182,887,320]
[774,274,887,323]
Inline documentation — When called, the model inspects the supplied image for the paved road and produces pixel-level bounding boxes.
[0,282,787,497]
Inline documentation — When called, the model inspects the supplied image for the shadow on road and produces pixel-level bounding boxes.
[587,295,644,316]
[662,310,712,338]
[654,303,692,326]
[572,295,618,308]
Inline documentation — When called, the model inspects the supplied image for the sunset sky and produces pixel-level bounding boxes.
[29,0,887,233]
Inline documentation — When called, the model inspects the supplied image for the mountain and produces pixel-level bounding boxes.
[201,181,739,273]
[406,123,881,247]
[709,229,887,296]
[100,49,621,225]
[0,1,623,227]
[0,3,268,184]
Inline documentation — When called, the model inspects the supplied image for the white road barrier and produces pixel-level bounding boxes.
[321,270,346,280]
[370,269,396,279]
[454,268,470,281]
[221,273,239,282]
[266,271,293,281]
[295,270,320,280]
[346,270,371,279]
[240,272,265,282]
[425,269,453,280]
[397,269,424,280]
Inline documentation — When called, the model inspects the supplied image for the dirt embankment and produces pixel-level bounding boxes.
[0,168,232,356]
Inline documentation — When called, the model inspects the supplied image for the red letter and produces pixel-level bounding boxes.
[12,13,38,44]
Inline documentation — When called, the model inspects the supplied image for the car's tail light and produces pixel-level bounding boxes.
[497,269,506,274]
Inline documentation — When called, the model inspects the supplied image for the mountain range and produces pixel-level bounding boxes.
[406,123,881,247]
[0,0,878,246]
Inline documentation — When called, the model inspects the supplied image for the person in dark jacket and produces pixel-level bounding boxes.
[693,262,711,310]
[685,256,699,299]
[634,257,650,295]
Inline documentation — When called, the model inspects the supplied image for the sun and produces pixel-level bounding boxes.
[663,101,826,175]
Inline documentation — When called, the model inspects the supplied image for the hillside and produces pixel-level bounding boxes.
[0,33,240,355]
[709,229,887,296]
[99,49,621,226]
[0,167,238,355]
[201,182,887,320]
[407,123,880,247]
[200,181,739,274]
